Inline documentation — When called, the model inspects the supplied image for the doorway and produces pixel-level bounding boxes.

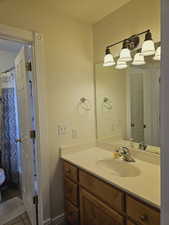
[0,38,38,225]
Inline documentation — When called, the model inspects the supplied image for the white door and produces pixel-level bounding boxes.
[15,47,36,225]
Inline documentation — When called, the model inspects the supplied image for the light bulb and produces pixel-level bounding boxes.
[141,30,155,56]
[153,46,161,61]
[103,48,115,67]
[132,53,145,65]
[115,59,128,70]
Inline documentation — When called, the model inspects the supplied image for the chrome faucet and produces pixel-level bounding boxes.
[139,142,147,151]
[116,146,135,162]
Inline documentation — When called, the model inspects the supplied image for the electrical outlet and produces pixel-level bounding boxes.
[57,125,67,136]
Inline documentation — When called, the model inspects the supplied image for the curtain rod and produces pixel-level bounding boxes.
[0,66,15,75]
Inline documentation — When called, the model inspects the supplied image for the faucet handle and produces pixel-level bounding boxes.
[118,146,129,155]
[139,142,147,150]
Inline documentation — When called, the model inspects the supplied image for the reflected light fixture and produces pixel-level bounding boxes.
[141,30,155,56]
[132,53,145,65]
[119,40,132,62]
[115,59,128,70]
[103,48,115,67]
[153,46,161,61]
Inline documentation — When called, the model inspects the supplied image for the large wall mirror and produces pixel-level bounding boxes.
[95,48,160,147]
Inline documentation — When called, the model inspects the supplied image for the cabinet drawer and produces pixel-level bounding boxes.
[65,201,79,225]
[127,195,160,225]
[79,170,124,212]
[63,161,78,182]
[64,178,78,206]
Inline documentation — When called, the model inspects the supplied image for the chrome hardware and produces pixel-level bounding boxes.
[30,130,36,139]
[26,61,32,72]
[139,214,148,222]
[15,138,22,143]
[116,147,135,162]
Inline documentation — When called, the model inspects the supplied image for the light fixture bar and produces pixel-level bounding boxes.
[106,29,150,49]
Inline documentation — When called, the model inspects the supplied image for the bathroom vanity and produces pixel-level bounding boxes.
[62,147,160,225]
[62,55,161,225]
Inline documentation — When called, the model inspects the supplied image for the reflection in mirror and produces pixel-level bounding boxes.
[95,49,160,147]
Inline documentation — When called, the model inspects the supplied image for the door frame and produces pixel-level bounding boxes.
[0,24,50,225]
[161,0,169,224]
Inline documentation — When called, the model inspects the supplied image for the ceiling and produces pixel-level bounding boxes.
[51,0,131,24]
[0,39,22,53]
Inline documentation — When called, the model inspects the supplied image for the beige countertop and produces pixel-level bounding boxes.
[61,146,160,209]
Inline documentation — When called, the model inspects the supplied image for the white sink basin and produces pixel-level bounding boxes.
[96,159,141,177]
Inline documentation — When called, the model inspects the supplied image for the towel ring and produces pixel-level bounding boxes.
[79,97,91,111]
[103,97,112,110]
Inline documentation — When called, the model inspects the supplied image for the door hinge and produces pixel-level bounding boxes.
[30,130,36,139]
[26,62,32,72]
[33,195,38,205]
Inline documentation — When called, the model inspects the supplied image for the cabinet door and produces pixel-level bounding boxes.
[63,161,78,182]
[80,188,124,225]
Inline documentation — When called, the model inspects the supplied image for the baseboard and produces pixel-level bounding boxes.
[43,213,65,225]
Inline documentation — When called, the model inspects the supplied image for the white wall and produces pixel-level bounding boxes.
[0,0,95,220]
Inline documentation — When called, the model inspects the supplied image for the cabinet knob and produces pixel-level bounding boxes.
[139,214,148,222]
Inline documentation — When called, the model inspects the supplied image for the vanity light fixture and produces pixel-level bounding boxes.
[103,47,115,67]
[141,30,155,56]
[153,46,161,61]
[115,59,128,70]
[119,40,132,62]
[103,29,159,70]
[132,53,145,65]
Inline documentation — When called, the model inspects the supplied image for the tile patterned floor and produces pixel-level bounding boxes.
[0,197,25,224]
[3,213,31,225]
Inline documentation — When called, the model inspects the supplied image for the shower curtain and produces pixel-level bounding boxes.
[0,87,19,185]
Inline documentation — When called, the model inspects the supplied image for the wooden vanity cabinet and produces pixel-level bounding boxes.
[63,160,160,225]
[63,161,80,225]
